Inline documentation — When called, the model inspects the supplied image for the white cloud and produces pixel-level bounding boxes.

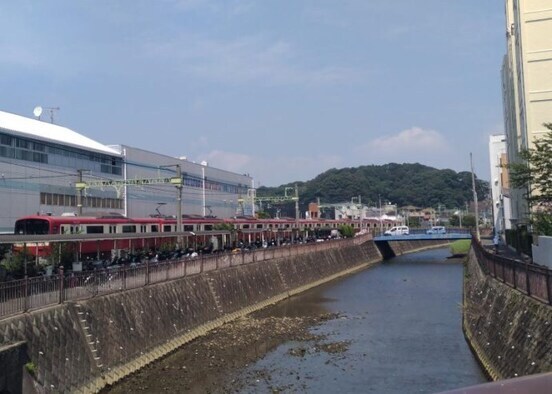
[366,127,449,152]
[353,127,454,168]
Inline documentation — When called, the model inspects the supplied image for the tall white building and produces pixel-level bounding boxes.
[501,0,552,226]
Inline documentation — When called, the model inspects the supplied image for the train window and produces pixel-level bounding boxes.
[86,226,104,234]
[122,225,136,233]
[256,224,263,229]
[163,225,172,232]
[151,225,159,233]
[268,224,273,228]
[14,219,50,235]
[243,224,249,229]
[285,224,290,228]
[183,225,193,231]
[204,225,213,231]
[140,225,146,233]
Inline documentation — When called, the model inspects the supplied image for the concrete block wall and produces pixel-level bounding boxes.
[0,305,100,392]
[464,248,552,380]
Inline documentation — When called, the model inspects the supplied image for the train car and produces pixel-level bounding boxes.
[13,213,168,258]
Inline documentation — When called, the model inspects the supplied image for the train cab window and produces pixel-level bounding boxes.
[151,225,159,233]
[183,225,193,231]
[122,225,136,233]
[163,225,172,232]
[86,225,104,234]
[14,219,50,235]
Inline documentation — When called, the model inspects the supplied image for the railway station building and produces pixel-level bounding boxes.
[0,110,253,232]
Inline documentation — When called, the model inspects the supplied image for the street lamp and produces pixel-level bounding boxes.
[161,164,183,246]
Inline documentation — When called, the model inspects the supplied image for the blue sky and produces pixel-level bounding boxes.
[1,0,505,186]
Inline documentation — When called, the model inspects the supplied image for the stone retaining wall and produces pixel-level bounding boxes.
[463,248,552,380]
[0,238,435,393]
[388,239,451,256]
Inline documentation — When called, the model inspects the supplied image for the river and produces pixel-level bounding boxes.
[235,247,486,393]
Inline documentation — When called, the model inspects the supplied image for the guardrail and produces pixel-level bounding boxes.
[472,236,552,305]
[0,234,373,319]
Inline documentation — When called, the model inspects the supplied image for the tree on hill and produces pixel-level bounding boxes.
[257,163,488,217]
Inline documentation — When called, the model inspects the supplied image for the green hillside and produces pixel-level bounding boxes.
[257,163,488,212]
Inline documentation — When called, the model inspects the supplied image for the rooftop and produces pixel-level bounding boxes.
[0,110,121,156]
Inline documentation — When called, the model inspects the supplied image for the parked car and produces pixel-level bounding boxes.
[426,226,446,234]
[384,226,410,236]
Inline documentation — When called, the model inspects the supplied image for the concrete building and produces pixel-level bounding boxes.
[501,0,552,225]
[488,134,511,235]
[0,110,252,232]
[111,145,251,220]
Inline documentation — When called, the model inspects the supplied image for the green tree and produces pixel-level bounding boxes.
[255,211,271,219]
[0,250,37,279]
[47,242,76,270]
[508,124,552,235]
[339,224,355,238]
[408,217,421,228]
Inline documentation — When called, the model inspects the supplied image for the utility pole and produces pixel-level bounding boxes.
[176,164,182,244]
[379,194,382,234]
[76,169,85,216]
[470,153,480,241]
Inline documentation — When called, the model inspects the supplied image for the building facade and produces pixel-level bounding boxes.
[0,110,252,232]
[502,0,552,225]
[488,134,511,235]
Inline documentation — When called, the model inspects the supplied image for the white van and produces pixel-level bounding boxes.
[384,226,410,236]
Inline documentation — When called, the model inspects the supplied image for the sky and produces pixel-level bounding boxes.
[0,0,506,187]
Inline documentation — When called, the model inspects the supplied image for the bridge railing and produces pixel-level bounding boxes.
[0,233,373,319]
[472,235,552,305]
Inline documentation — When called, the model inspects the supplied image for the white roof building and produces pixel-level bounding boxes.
[0,110,120,156]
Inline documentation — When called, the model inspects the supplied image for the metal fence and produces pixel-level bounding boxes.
[472,236,552,305]
[0,234,373,319]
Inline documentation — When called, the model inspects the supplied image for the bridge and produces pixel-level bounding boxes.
[373,231,472,242]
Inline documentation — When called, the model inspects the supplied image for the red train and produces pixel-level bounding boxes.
[13,213,386,259]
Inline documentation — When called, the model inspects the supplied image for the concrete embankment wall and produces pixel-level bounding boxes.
[387,239,451,256]
[463,248,552,380]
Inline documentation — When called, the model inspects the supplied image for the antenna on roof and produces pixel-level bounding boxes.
[33,106,43,120]
[44,107,60,124]
[33,106,59,123]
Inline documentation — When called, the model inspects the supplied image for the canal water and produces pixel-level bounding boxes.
[237,247,487,393]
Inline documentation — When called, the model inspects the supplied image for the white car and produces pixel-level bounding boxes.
[426,226,446,234]
[384,226,410,236]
